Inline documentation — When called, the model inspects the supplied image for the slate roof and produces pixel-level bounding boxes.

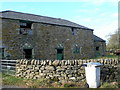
[0,10,93,30]
[94,35,105,42]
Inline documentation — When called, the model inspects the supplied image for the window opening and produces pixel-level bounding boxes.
[57,48,64,60]
[96,47,99,51]
[73,44,80,54]
[23,49,32,59]
[72,28,77,35]
[0,48,4,59]
[19,21,33,35]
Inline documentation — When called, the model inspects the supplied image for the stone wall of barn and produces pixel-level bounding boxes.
[32,23,94,59]
[1,18,37,59]
[1,18,21,59]
[94,41,106,57]
[16,59,119,83]
[1,18,95,60]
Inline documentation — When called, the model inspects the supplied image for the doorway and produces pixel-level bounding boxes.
[95,46,100,57]
[57,48,64,60]
[23,49,32,59]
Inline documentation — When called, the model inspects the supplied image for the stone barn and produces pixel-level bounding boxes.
[0,10,106,60]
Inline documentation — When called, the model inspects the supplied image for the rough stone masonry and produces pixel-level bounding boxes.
[16,59,119,82]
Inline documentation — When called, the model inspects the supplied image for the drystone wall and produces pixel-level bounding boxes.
[16,59,119,82]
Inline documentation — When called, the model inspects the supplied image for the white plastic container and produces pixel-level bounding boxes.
[84,62,102,88]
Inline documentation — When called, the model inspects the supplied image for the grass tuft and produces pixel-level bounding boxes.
[100,82,118,88]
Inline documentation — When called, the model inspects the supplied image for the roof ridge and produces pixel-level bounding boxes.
[1,10,93,30]
[94,35,105,42]
[1,10,65,21]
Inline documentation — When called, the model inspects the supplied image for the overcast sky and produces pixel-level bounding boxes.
[0,0,118,42]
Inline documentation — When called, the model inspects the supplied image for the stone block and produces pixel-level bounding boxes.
[49,75,54,77]
[58,77,64,80]
[16,69,22,73]
[65,61,68,65]
[57,69,65,72]
[61,66,67,69]
[74,60,78,65]
[46,76,50,79]
[54,74,61,77]
[52,60,59,66]
[39,73,46,77]
[49,60,52,65]
[69,77,76,80]
[68,75,72,77]
[45,66,55,71]
[56,66,61,69]
[61,60,65,66]
[78,60,83,65]
[43,70,50,73]
[35,72,39,75]
[43,61,46,65]
[31,60,35,65]
[65,76,69,80]
[66,67,72,70]
[70,60,74,65]
[65,70,71,74]
[67,60,70,65]
[40,66,45,70]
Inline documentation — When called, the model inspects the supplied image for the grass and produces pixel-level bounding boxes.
[92,55,119,59]
[1,73,86,88]
[100,82,119,88]
[2,72,52,88]
[1,72,119,88]
[2,73,26,87]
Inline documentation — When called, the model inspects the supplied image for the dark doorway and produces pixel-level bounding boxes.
[95,47,100,57]
[57,48,64,60]
[23,49,32,59]
[96,47,99,51]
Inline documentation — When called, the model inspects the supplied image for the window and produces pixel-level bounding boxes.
[20,22,27,27]
[19,28,33,35]
[20,22,32,28]
[0,48,4,59]
[73,44,80,54]
[57,48,64,60]
[72,28,77,35]
[96,47,99,51]
[19,21,33,35]
[23,49,32,59]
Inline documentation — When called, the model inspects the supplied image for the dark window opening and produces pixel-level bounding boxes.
[96,47,99,51]
[19,21,33,35]
[72,28,77,35]
[57,49,63,54]
[0,48,4,59]
[20,22,32,28]
[57,49,64,60]
[23,49,32,59]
